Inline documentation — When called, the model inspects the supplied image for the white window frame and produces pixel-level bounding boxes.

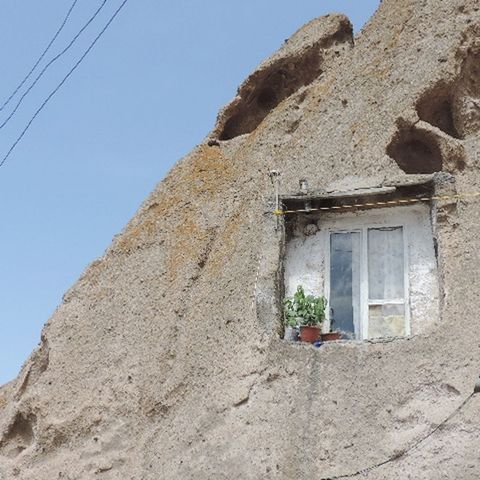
[324,223,410,340]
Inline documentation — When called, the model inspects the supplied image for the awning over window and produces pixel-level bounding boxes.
[279,174,436,214]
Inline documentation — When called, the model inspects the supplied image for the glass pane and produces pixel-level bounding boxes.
[330,232,361,339]
[368,227,404,300]
[368,304,405,339]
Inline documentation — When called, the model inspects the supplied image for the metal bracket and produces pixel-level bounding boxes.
[268,170,281,231]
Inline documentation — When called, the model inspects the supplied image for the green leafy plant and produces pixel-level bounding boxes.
[283,286,327,327]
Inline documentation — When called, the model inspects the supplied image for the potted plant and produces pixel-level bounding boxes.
[283,286,327,343]
[283,291,300,341]
[321,315,342,342]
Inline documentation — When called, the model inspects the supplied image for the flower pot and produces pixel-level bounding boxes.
[284,326,299,342]
[299,325,321,343]
[321,332,342,342]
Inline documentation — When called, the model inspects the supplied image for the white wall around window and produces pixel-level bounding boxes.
[283,204,439,338]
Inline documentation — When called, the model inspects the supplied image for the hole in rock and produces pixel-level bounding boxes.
[219,53,323,141]
[416,84,461,139]
[216,17,353,140]
[219,52,324,140]
[1,412,36,457]
[280,181,439,343]
[387,128,443,174]
[257,87,278,110]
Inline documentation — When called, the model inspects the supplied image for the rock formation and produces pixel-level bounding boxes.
[1,0,480,478]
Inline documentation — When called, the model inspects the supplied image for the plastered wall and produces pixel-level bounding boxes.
[284,204,439,337]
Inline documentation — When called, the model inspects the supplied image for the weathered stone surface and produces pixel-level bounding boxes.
[212,13,354,141]
[2,0,480,478]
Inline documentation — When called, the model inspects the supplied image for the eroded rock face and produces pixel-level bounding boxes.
[2,1,480,479]
[212,14,354,140]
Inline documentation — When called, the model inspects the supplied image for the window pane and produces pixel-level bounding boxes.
[330,232,361,339]
[368,304,405,339]
[368,227,404,300]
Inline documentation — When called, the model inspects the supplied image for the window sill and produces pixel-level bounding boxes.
[282,334,416,348]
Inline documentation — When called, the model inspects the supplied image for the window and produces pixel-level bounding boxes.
[328,226,408,340]
[283,204,439,341]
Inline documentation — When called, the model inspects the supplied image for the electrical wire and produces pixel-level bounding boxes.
[273,192,480,216]
[319,392,475,480]
[0,0,130,168]
[0,0,109,131]
[0,0,79,113]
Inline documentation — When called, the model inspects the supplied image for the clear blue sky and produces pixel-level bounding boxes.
[0,0,380,385]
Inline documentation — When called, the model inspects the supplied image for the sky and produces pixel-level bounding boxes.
[0,0,381,385]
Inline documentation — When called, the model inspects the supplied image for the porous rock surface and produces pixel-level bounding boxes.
[2,1,480,478]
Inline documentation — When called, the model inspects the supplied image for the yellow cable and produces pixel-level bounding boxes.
[273,191,480,216]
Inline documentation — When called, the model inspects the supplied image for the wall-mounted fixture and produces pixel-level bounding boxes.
[299,178,309,195]
[269,170,282,230]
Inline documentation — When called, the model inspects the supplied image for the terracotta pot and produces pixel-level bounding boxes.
[321,332,342,342]
[299,325,321,343]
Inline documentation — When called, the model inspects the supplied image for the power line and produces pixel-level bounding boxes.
[320,392,475,480]
[0,0,109,131]
[0,0,130,168]
[0,0,79,113]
